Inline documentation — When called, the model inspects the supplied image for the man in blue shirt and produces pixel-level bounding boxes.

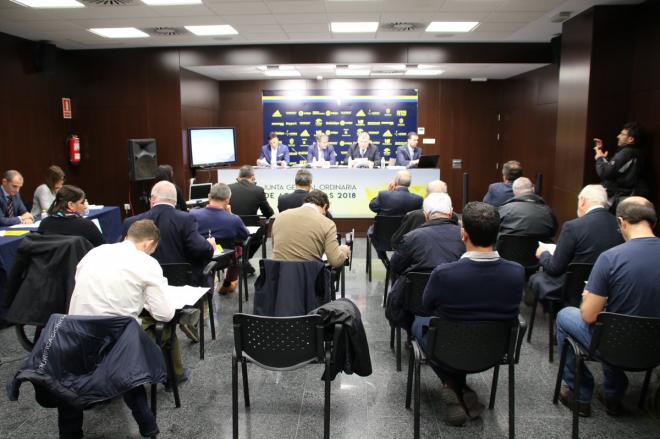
[191,183,249,294]
[411,201,524,426]
[556,196,660,417]
[0,170,33,226]
[395,132,422,167]
[483,160,523,208]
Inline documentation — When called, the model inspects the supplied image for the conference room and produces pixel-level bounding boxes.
[1,0,659,438]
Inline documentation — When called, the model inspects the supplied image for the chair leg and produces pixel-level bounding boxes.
[232,355,238,439]
[508,363,515,439]
[238,267,243,313]
[389,325,395,350]
[413,358,421,439]
[489,365,500,410]
[548,307,555,363]
[241,358,250,407]
[572,356,581,439]
[405,347,414,409]
[262,236,267,259]
[395,327,402,372]
[166,348,180,408]
[553,341,569,404]
[324,365,331,439]
[366,237,372,282]
[199,301,205,360]
[527,298,538,342]
[243,267,249,302]
[207,293,216,340]
[340,266,345,298]
[382,267,389,308]
[640,369,652,409]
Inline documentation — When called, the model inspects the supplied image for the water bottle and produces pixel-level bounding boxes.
[271,154,277,169]
[380,157,385,168]
[347,156,353,168]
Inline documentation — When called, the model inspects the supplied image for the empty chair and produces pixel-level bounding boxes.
[496,235,542,277]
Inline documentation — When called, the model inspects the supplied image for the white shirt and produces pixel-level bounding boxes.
[68,240,175,322]
[408,146,416,160]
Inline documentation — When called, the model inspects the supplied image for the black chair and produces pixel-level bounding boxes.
[527,263,593,362]
[553,312,660,439]
[406,316,526,439]
[389,272,432,372]
[239,215,269,259]
[496,235,542,277]
[232,313,341,439]
[366,215,404,306]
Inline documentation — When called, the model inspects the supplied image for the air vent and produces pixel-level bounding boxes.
[213,36,235,41]
[434,33,456,38]
[81,0,136,5]
[148,27,187,37]
[550,11,572,23]
[380,22,423,32]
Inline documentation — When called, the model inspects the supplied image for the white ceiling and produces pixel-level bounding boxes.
[0,0,644,50]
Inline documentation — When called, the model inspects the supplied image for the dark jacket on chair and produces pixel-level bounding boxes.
[7,314,166,410]
[498,193,557,239]
[253,259,332,317]
[311,299,372,380]
[3,234,93,326]
[228,180,274,218]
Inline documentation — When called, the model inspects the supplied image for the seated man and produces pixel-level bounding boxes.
[411,202,524,426]
[498,177,557,239]
[0,169,33,226]
[556,197,660,417]
[483,160,522,208]
[190,182,249,294]
[256,132,290,167]
[272,189,350,269]
[67,220,175,438]
[386,192,465,330]
[307,133,337,165]
[369,170,423,257]
[529,184,623,300]
[391,180,455,249]
[278,169,313,214]
[395,132,422,167]
[348,132,381,167]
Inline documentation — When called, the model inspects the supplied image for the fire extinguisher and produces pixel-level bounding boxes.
[68,135,81,165]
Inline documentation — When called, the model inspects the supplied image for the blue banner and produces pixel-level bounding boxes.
[262,89,418,165]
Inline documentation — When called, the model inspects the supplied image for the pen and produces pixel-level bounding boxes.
[208,229,211,238]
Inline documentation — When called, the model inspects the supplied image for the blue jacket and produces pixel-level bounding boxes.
[395,146,422,167]
[369,187,423,216]
[307,143,337,164]
[259,144,290,165]
[190,206,249,247]
[123,204,213,286]
[483,182,513,208]
[0,190,28,226]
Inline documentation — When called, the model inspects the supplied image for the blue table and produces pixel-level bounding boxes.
[0,206,122,323]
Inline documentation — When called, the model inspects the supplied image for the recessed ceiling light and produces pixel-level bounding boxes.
[263,70,302,77]
[405,69,444,76]
[141,0,201,5]
[336,68,371,76]
[425,22,479,33]
[185,25,238,36]
[89,28,150,39]
[471,77,488,82]
[10,0,84,7]
[331,22,379,33]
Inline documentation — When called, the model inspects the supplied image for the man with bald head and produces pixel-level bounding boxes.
[391,179,454,249]
[386,192,465,329]
[1,170,33,226]
[498,177,557,239]
[556,196,660,417]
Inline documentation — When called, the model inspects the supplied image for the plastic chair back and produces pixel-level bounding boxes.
[373,216,404,252]
[591,312,660,371]
[427,318,519,373]
[160,263,192,286]
[404,272,433,317]
[233,313,324,370]
[496,235,539,270]
[560,263,593,308]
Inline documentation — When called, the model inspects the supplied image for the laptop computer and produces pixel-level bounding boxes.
[187,182,212,206]
[417,155,439,168]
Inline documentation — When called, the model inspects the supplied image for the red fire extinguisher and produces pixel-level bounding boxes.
[68,135,81,165]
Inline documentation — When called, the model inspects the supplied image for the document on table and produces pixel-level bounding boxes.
[538,242,557,255]
[163,285,209,310]
[247,226,260,235]
[9,221,40,229]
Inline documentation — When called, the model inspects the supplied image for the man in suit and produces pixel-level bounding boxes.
[391,180,454,249]
[272,190,350,269]
[307,133,337,165]
[395,132,422,167]
[369,170,424,257]
[348,132,381,167]
[386,192,465,330]
[190,182,249,294]
[278,169,313,214]
[483,160,523,208]
[257,132,290,167]
[498,177,557,239]
[529,184,623,300]
[229,165,274,271]
[0,170,33,226]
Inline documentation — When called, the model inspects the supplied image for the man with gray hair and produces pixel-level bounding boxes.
[191,183,249,294]
[391,179,454,249]
[498,177,557,239]
[529,184,623,301]
[386,192,465,330]
[483,160,523,208]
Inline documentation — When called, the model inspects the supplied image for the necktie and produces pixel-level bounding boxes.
[7,195,15,217]
[360,149,366,158]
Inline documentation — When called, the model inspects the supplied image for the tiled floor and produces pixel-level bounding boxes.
[1,238,659,438]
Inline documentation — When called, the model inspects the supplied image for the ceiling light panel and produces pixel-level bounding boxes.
[405,69,444,76]
[89,27,150,38]
[184,25,238,36]
[141,0,201,4]
[10,0,84,7]
[426,22,479,33]
[263,70,302,77]
[336,68,370,76]
[330,22,379,33]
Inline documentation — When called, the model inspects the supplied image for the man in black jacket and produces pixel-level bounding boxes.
[347,132,381,167]
[498,177,557,239]
[529,184,623,300]
[278,169,312,213]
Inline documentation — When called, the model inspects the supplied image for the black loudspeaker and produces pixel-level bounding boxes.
[128,138,158,181]
[32,41,57,73]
